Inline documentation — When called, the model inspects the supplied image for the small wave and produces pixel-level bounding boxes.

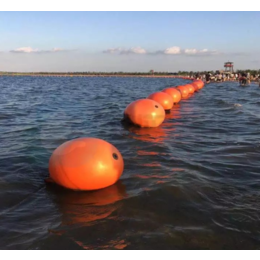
[1,76,260,249]
[0,114,15,120]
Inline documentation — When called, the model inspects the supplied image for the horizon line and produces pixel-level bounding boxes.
[1,69,260,74]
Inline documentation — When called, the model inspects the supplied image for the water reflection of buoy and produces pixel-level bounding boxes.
[46,180,127,229]
[124,117,178,144]
[124,99,165,127]
[176,86,189,98]
[48,138,124,191]
[46,183,129,250]
[126,125,168,143]
[147,92,173,111]
[162,88,182,104]
[165,104,181,120]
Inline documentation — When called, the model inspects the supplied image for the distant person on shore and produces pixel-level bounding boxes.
[205,72,211,83]
[216,74,222,82]
[239,72,247,85]
[247,72,251,84]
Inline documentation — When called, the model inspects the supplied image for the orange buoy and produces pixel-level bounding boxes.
[192,81,201,90]
[193,80,204,89]
[147,92,173,110]
[198,80,204,88]
[124,99,165,127]
[48,137,124,191]
[162,87,182,104]
[176,86,189,98]
[184,84,195,94]
[191,82,199,92]
[182,85,191,94]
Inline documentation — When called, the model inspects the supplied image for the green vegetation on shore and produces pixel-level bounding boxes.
[0,71,177,76]
[0,69,259,77]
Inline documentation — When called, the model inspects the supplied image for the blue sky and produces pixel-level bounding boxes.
[0,12,260,72]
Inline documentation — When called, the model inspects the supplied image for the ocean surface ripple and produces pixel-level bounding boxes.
[0,76,260,249]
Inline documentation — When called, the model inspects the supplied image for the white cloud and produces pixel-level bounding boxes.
[103,48,122,54]
[52,48,63,52]
[103,46,221,56]
[183,48,219,56]
[11,47,39,53]
[10,47,65,53]
[131,47,146,54]
[103,46,219,56]
[164,46,181,55]
[162,47,220,56]
[103,47,146,55]
[184,48,198,54]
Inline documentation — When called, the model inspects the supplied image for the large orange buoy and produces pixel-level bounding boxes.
[124,99,165,127]
[198,80,204,89]
[182,85,191,94]
[193,80,204,89]
[176,85,189,98]
[191,82,199,92]
[147,92,173,110]
[48,137,124,191]
[162,87,182,104]
[184,84,195,94]
[192,81,201,90]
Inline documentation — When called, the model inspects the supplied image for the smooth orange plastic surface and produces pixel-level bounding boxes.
[162,87,182,104]
[124,99,165,127]
[48,137,124,191]
[193,80,204,89]
[198,80,204,89]
[185,84,195,94]
[191,83,199,92]
[147,92,173,110]
[182,85,191,97]
[176,86,189,98]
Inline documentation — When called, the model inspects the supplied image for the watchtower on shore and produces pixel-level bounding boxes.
[224,62,234,74]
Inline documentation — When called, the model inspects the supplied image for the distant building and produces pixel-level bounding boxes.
[224,62,234,74]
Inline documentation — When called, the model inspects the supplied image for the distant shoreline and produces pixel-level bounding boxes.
[0,73,258,83]
[0,73,189,78]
